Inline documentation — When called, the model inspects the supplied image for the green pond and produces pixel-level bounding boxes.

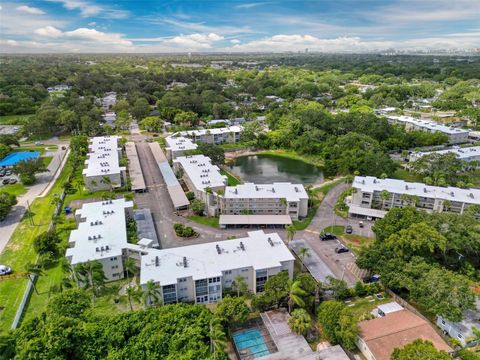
[227,154,324,184]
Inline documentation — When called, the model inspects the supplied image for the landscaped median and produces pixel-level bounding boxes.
[0,154,73,333]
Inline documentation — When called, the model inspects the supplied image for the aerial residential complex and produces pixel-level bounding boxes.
[165,136,198,160]
[82,136,126,191]
[66,198,294,305]
[174,125,242,144]
[173,154,227,215]
[140,231,294,305]
[220,183,309,220]
[386,115,469,144]
[409,146,480,164]
[349,176,480,219]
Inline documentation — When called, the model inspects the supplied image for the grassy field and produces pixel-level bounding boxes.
[15,145,58,155]
[341,234,374,255]
[259,149,324,167]
[0,183,27,197]
[323,225,345,235]
[0,115,33,125]
[391,168,423,182]
[220,168,241,186]
[42,156,53,167]
[187,215,219,228]
[0,156,73,333]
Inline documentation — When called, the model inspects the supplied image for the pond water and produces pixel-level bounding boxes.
[227,154,324,185]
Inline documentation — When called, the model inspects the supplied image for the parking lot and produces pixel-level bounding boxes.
[0,169,19,187]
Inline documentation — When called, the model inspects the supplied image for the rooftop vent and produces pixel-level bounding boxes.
[88,236,92,240]
[96,247,100,252]
[450,192,455,197]
[183,256,188,268]
[105,245,109,250]
[239,242,245,251]
[155,256,159,267]
[469,193,474,198]
[216,244,221,254]
[405,185,409,190]
[268,237,274,247]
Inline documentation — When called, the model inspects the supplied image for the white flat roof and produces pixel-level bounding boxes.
[411,146,480,161]
[82,136,125,178]
[353,176,480,205]
[66,198,133,264]
[378,302,404,315]
[224,183,308,202]
[386,115,468,135]
[175,125,242,137]
[219,214,292,225]
[174,155,226,191]
[348,205,387,218]
[165,136,198,152]
[139,230,294,286]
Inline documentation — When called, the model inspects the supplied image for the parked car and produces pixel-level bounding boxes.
[152,133,159,137]
[2,179,9,185]
[335,246,349,254]
[9,178,17,184]
[0,265,12,276]
[359,221,364,228]
[5,170,12,176]
[366,216,373,221]
[0,172,5,178]
[363,274,381,283]
[345,225,353,234]
[61,146,66,150]
[35,141,43,146]
[320,233,337,241]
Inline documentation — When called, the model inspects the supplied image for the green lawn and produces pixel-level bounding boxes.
[259,149,324,167]
[15,145,57,155]
[187,215,219,228]
[348,291,392,319]
[391,168,423,182]
[42,156,53,167]
[341,234,374,255]
[220,168,240,186]
[0,183,27,197]
[0,115,33,125]
[323,225,345,235]
[0,156,73,333]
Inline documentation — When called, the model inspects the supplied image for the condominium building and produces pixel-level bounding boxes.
[82,136,126,191]
[386,115,469,144]
[66,200,295,305]
[165,136,198,160]
[409,146,480,164]
[174,125,242,144]
[349,176,480,219]
[220,183,308,221]
[139,231,294,305]
[66,198,135,281]
[173,155,227,215]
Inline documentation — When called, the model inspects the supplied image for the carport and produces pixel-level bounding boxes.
[348,205,387,219]
[219,214,292,229]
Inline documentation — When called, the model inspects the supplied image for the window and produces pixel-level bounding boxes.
[224,270,232,275]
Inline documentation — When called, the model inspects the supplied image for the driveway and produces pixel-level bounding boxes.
[134,140,268,249]
[0,141,69,253]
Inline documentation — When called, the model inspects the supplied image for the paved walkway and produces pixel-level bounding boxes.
[0,141,69,253]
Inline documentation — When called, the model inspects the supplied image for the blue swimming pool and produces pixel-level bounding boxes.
[233,328,270,358]
[0,152,40,167]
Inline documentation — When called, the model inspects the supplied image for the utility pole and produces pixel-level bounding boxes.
[27,200,35,226]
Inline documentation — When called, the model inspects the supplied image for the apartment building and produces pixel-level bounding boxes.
[165,136,198,160]
[436,299,480,347]
[82,136,126,191]
[409,146,480,164]
[220,183,308,221]
[386,115,469,144]
[174,125,242,144]
[173,155,227,215]
[349,176,480,219]
[139,231,294,305]
[66,198,135,281]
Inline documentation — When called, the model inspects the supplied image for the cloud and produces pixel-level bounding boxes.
[165,33,224,49]
[144,17,254,35]
[88,21,96,26]
[34,26,133,46]
[231,39,241,44]
[46,0,129,18]
[235,2,270,9]
[16,5,45,15]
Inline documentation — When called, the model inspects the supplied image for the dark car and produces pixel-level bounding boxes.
[320,233,337,241]
[363,274,381,283]
[9,178,17,184]
[0,172,5,178]
[335,246,349,254]
[2,179,9,185]
[345,225,353,234]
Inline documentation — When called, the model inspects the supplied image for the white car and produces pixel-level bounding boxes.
[0,265,12,276]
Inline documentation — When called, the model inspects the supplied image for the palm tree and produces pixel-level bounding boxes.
[288,308,312,336]
[101,176,113,191]
[286,225,296,247]
[124,258,137,309]
[126,286,142,311]
[297,247,310,271]
[287,280,306,314]
[209,318,226,360]
[142,280,161,309]
[379,190,390,210]
[75,260,106,306]
[24,263,43,295]
[232,275,248,297]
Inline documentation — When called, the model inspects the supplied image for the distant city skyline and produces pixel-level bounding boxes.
[1,0,479,53]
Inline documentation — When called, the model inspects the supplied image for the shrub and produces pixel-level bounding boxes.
[173,223,197,238]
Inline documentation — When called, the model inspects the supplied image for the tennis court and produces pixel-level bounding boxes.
[0,152,40,167]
